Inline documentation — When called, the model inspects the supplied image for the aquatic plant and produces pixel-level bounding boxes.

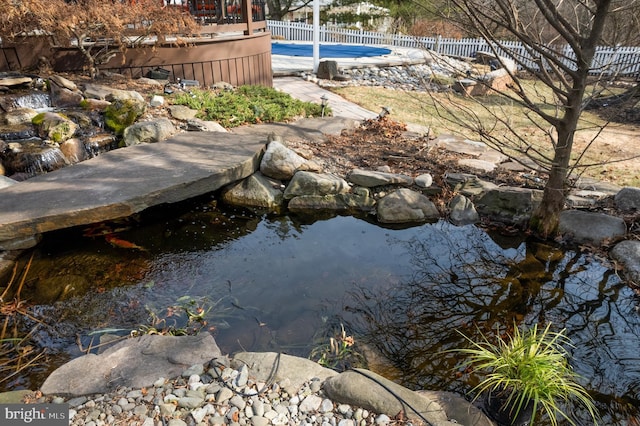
[452,323,599,426]
[310,323,365,371]
[0,255,47,388]
[134,295,212,337]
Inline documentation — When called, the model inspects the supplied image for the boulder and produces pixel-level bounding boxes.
[49,75,79,91]
[149,95,164,107]
[232,352,337,396]
[323,369,464,426]
[169,105,199,121]
[457,68,514,96]
[104,98,147,135]
[41,334,222,396]
[59,138,88,163]
[475,186,542,225]
[84,133,117,155]
[559,210,626,246]
[260,140,309,180]
[32,111,78,143]
[123,117,177,146]
[376,188,439,224]
[414,173,433,188]
[458,158,497,173]
[446,172,498,197]
[185,119,227,132]
[287,192,376,213]
[4,107,38,126]
[610,240,640,283]
[476,51,518,74]
[348,169,413,187]
[435,136,488,157]
[222,171,285,210]
[83,83,145,103]
[317,60,340,80]
[615,186,640,212]
[284,171,350,199]
[80,98,111,111]
[449,194,479,226]
[50,86,84,108]
[0,76,32,87]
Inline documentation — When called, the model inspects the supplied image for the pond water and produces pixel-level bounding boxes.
[5,194,640,425]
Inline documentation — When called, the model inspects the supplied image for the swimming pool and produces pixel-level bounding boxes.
[272,42,391,58]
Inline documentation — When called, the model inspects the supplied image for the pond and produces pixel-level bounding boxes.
[4,194,640,425]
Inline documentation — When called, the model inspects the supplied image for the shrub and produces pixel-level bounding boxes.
[171,85,330,128]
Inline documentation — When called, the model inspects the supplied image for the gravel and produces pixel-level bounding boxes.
[36,359,392,426]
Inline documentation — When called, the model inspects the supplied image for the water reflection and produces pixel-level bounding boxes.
[342,222,640,425]
[6,204,640,424]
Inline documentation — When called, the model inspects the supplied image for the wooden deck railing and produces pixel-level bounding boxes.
[167,0,266,35]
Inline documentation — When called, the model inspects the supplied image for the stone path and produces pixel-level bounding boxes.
[273,77,377,121]
[0,132,265,242]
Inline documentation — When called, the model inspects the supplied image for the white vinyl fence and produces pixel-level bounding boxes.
[267,20,640,77]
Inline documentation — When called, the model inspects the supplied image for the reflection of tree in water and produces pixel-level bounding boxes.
[343,222,640,425]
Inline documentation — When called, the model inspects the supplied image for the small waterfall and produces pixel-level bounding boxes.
[13,92,52,110]
[3,140,69,179]
[84,133,117,158]
[0,127,38,141]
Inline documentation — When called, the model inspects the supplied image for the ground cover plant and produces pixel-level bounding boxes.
[171,85,330,128]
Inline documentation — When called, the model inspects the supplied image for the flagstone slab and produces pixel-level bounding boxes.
[0,132,266,241]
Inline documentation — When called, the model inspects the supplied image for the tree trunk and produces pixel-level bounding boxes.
[530,149,569,237]
[529,0,613,238]
[530,108,580,238]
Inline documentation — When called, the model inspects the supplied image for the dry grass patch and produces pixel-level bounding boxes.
[330,84,640,187]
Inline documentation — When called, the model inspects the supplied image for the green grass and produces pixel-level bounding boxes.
[171,85,331,128]
[452,323,599,426]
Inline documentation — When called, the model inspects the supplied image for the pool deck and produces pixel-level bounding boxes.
[272,43,430,75]
[271,43,430,120]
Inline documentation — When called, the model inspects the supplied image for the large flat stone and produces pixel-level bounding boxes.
[0,132,266,241]
[40,334,222,396]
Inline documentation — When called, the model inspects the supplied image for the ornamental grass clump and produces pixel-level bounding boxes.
[454,323,599,426]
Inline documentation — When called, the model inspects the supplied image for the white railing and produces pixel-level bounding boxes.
[267,20,640,77]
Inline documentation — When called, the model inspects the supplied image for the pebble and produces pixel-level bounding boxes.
[40,359,389,426]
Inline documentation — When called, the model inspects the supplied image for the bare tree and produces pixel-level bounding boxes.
[426,0,638,237]
[266,0,313,21]
[0,0,199,78]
